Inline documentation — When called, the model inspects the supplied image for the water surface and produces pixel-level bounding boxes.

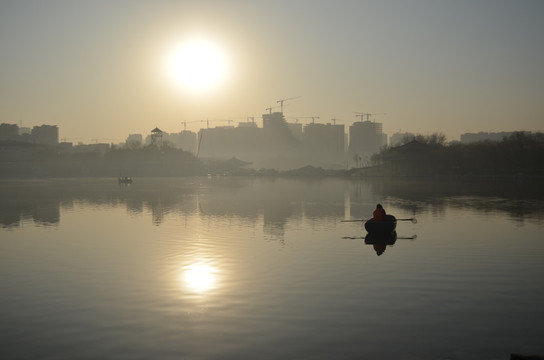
[1,177,543,360]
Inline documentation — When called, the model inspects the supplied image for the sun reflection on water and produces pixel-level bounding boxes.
[181,261,219,293]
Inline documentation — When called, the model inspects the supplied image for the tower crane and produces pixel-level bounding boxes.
[355,112,387,121]
[276,96,301,114]
[288,116,320,124]
[217,119,233,126]
[265,105,281,114]
[209,119,236,126]
[181,120,202,131]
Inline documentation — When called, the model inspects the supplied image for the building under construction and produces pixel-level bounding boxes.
[348,120,386,159]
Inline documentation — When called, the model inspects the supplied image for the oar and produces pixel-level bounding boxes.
[341,234,417,240]
[341,218,417,224]
[397,234,417,240]
[397,218,418,224]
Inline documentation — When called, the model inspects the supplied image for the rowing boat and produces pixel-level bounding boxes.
[364,214,397,234]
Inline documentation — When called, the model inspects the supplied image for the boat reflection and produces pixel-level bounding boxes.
[365,231,397,256]
[362,232,417,256]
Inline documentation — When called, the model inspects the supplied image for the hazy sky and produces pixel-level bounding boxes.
[1,0,543,143]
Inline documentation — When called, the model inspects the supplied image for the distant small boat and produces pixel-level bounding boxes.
[118,176,133,184]
[364,214,397,234]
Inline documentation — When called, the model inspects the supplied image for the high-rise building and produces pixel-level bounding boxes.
[31,125,58,146]
[262,112,299,152]
[301,122,345,168]
[174,130,197,154]
[197,122,263,159]
[303,123,345,156]
[0,123,20,141]
[348,121,384,157]
[287,122,303,140]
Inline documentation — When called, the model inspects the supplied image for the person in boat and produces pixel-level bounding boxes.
[373,204,386,222]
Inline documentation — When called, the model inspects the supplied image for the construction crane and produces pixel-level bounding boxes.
[276,96,301,114]
[355,112,368,121]
[288,116,320,124]
[213,119,234,126]
[265,105,281,114]
[330,118,343,125]
[206,119,236,127]
[355,112,387,121]
[181,120,201,131]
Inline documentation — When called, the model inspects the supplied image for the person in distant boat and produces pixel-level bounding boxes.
[373,204,386,222]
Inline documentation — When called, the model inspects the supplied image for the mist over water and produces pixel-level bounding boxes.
[1,177,543,359]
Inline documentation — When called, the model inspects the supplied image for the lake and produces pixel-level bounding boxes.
[1,177,543,360]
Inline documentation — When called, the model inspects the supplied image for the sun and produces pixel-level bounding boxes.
[165,36,230,93]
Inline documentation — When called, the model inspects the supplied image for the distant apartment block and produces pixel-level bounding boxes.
[1,123,59,145]
[287,122,303,140]
[0,123,19,141]
[348,121,385,157]
[302,123,345,156]
[262,112,299,152]
[198,122,263,158]
[31,125,58,146]
[167,130,197,154]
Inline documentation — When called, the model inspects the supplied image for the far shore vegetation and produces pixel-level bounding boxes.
[363,131,544,178]
[0,131,542,179]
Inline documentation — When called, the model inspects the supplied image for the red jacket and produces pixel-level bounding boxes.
[373,208,386,221]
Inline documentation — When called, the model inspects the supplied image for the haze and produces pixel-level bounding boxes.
[1,0,543,144]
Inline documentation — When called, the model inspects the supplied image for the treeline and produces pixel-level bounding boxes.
[372,131,544,176]
[0,142,204,177]
[2,132,543,178]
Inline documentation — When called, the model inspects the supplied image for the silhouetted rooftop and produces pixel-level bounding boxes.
[392,139,431,152]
